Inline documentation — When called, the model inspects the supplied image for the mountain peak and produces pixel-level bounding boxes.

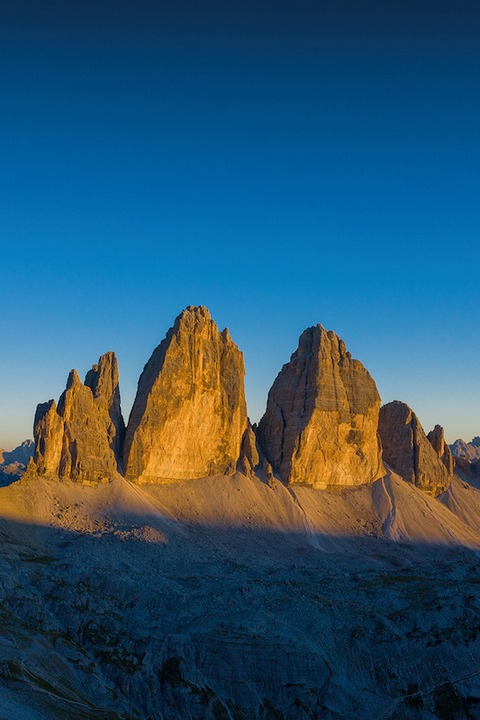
[123,307,247,483]
[258,323,384,488]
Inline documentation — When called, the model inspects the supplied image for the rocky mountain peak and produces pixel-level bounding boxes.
[427,423,454,476]
[0,438,35,485]
[123,306,248,483]
[84,352,125,461]
[450,437,480,466]
[66,368,81,389]
[378,401,452,497]
[85,351,118,400]
[257,323,384,487]
[33,354,124,484]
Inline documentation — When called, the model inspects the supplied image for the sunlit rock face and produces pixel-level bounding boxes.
[237,424,260,476]
[85,352,126,464]
[33,355,124,484]
[123,306,248,484]
[33,400,64,476]
[378,401,452,497]
[257,324,384,488]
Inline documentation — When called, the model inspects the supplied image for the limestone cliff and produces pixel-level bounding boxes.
[257,324,384,488]
[378,401,452,497]
[85,352,126,463]
[33,355,124,484]
[237,424,260,476]
[427,424,454,476]
[123,306,248,483]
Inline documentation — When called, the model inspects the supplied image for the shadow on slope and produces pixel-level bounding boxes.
[2,471,480,718]
[1,509,480,720]
[2,468,480,552]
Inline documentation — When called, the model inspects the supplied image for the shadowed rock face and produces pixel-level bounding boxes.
[33,355,124,484]
[85,352,126,464]
[378,401,452,497]
[450,437,480,482]
[427,424,454,476]
[123,306,248,484]
[257,324,384,488]
[0,439,34,467]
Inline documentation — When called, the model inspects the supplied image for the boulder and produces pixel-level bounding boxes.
[257,324,384,488]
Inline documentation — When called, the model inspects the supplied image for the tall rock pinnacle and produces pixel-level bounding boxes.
[123,306,248,483]
[427,424,454,477]
[257,324,384,488]
[378,401,452,497]
[33,353,124,484]
[85,352,126,463]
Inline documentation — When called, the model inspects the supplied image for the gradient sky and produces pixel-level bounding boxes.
[1,0,479,449]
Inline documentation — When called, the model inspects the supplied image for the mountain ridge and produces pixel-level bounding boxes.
[2,306,480,718]
[28,305,463,499]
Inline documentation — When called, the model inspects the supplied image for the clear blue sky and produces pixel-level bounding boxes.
[1,0,479,449]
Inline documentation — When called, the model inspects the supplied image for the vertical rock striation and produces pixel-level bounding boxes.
[237,424,260,476]
[85,352,126,464]
[34,400,64,476]
[0,439,35,484]
[378,401,452,497]
[427,424,454,477]
[257,324,384,488]
[123,306,248,484]
[33,354,124,484]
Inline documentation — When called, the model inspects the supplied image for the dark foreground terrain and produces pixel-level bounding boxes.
[1,471,480,719]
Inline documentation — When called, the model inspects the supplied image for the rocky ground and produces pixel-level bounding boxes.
[0,470,480,719]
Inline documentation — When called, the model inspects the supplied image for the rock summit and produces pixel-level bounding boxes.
[123,306,248,483]
[257,324,384,488]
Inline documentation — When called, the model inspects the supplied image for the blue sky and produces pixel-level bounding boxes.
[1,0,479,448]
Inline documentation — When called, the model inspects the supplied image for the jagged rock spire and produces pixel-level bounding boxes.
[85,352,126,463]
[33,352,125,484]
[427,424,454,476]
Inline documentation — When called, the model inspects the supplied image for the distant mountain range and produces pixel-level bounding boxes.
[450,437,480,463]
[0,438,34,485]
